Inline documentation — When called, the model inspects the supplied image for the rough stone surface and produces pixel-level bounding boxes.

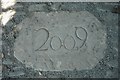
[2,2,118,78]
[14,11,106,71]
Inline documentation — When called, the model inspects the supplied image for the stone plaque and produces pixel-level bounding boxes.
[14,11,106,71]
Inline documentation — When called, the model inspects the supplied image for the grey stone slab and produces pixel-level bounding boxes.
[14,11,106,71]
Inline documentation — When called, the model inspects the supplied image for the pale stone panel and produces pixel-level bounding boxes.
[14,11,106,71]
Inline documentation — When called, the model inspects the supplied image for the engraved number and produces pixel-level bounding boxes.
[50,36,62,51]
[34,28,49,51]
[63,35,75,50]
[34,27,87,51]
[75,27,87,48]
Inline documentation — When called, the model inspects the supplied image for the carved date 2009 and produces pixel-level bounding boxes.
[34,27,87,51]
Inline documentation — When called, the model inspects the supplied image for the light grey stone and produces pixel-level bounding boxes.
[14,11,106,71]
